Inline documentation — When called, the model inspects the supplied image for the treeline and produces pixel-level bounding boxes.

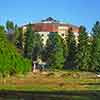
[0,20,100,76]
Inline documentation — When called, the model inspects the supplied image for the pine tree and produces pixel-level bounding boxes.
[24,24,34,58]
[61,37,68,60]
[65,28,77,69]
[32,32,42,61]
[24,24,42,60]
[92,21,100,71]
[46,32,64,69]
[76,26,92,71]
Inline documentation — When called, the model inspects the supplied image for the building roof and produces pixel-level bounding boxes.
[23,17,79,33]
[41,17,58,23]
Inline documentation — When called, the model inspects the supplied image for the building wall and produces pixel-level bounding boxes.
[38,32,50,45]
[58,26,69,40]
[31,23,58,32]
[22,22,79,46]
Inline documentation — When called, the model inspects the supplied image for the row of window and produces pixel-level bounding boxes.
[40,33,65,37]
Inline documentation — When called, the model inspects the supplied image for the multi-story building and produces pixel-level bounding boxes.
[22,17,79,45]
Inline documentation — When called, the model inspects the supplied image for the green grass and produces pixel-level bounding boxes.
[0,71,100,100]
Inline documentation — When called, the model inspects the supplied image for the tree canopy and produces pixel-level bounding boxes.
[65,28,77,69]
[0,25,31,76]
[24,24,42,61]
[46,32,64,69]
[92,21,100,71]
[76,26,92,71]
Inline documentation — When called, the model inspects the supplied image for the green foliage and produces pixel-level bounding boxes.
[65,28,77,69]
[32,32,42,61]
[15,27,23,49]
[76,26,92,71]
[6,20,14,31]
[61,37,68,59]
[0,25,31,76]
[6,21,22,48]
[46,32,64,69]
[24,24,34,58]
[2,20,100,73]
[92,21,100,71]
[41,47,47,62]
[6,20,15,41]
[24,24,42,60]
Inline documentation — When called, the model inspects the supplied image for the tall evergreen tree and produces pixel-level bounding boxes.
[46,32,64,69]
[92,21,100,71]
[65,28,77,69]
[61,37,68,60]
[24,24,34,58]
[32,32,42,61]
[24,24,42,60]
[76,26,92,71]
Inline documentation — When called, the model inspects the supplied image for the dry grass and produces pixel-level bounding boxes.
[0,71,100,91]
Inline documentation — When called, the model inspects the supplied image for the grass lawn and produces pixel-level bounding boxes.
[0,70,100,91]
[0,71,100,100]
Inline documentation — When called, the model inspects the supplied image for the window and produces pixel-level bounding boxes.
[41,39,44,41]
[41,34,44,37]
[62,33,64,36]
